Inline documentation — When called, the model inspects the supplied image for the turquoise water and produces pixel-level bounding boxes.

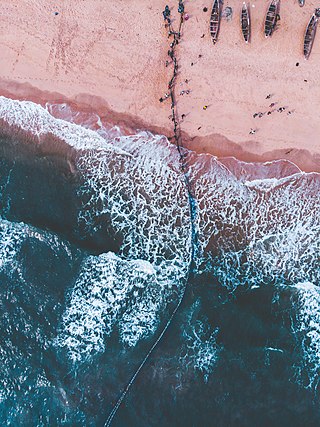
[0,97,319,426]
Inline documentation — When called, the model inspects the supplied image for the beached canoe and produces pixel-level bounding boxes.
[241,2,250,43]
[210,0,221,44]
[304,8,320,59]
[265,0,279,38]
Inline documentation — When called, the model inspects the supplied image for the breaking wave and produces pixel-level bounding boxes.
[292,282,320,391]
[55,253,179,361]
[0,96,319,424]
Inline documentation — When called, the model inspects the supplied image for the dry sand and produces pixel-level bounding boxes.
[1,0,320,171]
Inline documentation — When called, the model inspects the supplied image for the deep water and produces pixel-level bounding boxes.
[0,97,319,426]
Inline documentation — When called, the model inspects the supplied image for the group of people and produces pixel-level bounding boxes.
[249,94,294,134]
[253,105,291,119]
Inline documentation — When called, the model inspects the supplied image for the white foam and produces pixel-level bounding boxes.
[76,130,192,273]
[0,98,194,361]
[179,300,221,382]
[0,218,70,277]
[292,281,320,391]
[265,347,284,353]
[2,95,320,380]
[0,96,127,155]
[55,253,179,361]
[244,173,304,191]
[191,156,320,289]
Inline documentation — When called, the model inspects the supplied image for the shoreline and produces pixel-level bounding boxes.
[1,79,320,173]
[1,1,320,172]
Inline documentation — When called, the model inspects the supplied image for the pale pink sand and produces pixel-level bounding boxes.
[1,0,320,171]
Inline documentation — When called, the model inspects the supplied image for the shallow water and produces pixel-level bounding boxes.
[0,96,319,426]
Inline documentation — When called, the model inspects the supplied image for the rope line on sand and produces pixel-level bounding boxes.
[104,3,198,425]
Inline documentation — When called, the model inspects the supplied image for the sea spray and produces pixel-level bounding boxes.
[0,96,319,425]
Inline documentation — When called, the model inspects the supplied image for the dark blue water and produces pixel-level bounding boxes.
[0,98,319,426]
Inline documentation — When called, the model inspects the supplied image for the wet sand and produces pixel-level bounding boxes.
[1,0,320,171]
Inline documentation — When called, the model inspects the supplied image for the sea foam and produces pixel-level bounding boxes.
[0,96,319,386]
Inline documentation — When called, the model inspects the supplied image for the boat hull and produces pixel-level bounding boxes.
[241,3,250,43]
[210,0,221,44]
[303,13,319,59]
[265,0,279,38]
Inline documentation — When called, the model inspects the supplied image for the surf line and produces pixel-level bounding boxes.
[104,3,198,426]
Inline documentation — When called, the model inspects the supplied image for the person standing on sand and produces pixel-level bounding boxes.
[178,1,185,14]
[163,5,170,21]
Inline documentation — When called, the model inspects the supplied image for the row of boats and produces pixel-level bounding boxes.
[210,0,320,59]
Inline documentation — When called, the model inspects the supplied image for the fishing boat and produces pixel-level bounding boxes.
[210,0,221,44]
[303,8,320,59]
[241,2,250,43]
[264,0,279,37]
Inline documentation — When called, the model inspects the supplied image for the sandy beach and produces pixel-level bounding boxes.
[1,0,320,171]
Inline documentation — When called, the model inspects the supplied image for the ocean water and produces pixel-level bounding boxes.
[0,96,319,426]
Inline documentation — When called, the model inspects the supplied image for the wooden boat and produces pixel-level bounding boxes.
[303,9,320,59]
[264,0,279,37]
[210,0,221,44]
[241,2,250,43]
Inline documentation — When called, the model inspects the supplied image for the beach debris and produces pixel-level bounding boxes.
[210,0,221,44]
[222,7,233,22]
[203,7,208,12]
[184,14,190,21]
[203,105,208,110]
[266,94,272,99]
[303,8,320,59]
[299,0,305,6]
[249,128,256,134]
